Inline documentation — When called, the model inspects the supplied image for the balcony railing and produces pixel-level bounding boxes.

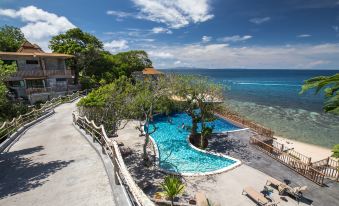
[26,85,80,95]
[11,70,73,78]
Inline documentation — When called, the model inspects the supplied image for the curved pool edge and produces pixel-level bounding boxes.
[148,133,242,177]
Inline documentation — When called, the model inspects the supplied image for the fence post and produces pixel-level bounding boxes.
[112,147,120,185]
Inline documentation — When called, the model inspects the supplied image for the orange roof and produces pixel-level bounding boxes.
[142,68,162,75]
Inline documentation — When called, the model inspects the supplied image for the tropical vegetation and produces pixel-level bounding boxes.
[160,175,185,206]
[300,73,339,114]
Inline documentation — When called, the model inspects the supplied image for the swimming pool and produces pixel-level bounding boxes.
[149,113,242,175]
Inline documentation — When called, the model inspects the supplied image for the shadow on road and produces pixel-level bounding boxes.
[0,146,74,199]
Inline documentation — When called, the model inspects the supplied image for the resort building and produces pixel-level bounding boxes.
[0,41,78,104]
[132,67,163,81]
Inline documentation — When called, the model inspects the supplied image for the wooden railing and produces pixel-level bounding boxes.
[312,157,339,181]
[0,92,80,143]
[11,70,72,78]
[73,113,155,206]
[287,149,312,165]
[217,109,274,137]
[250,136,325,186]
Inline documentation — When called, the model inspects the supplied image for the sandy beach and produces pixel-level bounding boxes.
[274,136,332,162]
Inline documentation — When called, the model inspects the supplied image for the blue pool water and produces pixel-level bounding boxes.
[149,113,241,174]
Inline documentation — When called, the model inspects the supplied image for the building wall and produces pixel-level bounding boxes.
[16,57,41,71]
[45,58,65,70]
[16,57,66,71]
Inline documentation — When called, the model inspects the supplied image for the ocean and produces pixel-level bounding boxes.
[163,69,339,148]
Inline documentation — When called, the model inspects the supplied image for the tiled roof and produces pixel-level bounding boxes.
[142,68,162,75]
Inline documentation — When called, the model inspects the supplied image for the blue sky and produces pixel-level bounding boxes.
[1,0,339,69]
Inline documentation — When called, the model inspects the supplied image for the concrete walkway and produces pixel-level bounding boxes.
[0,101,115,206]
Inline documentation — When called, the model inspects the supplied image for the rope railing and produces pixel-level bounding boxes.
[72,113,155,206]
[0,91,81,143]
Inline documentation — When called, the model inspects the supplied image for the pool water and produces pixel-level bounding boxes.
[149,113,242,175]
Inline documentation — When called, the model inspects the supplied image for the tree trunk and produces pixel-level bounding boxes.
[143,117,150,163]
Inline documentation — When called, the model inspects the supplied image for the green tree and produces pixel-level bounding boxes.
[300,73,339,114]
[0,25,25,52]
[77,76,135,135]
[0,60,26,122]
[49,28,104,84]
[332,144,339,158]
[169,75,224,148]
[112,50,152,77]
[160,175,185,206]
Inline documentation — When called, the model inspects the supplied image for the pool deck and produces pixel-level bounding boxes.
[116,121,339,206]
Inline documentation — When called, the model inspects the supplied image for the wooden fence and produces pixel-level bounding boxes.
[312,157,339,181]
[250,136,325,186]
[217,109,274,137]
[0,92,80,143]
[73,113,155,206]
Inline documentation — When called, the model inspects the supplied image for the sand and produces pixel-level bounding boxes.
[274,136,332,162]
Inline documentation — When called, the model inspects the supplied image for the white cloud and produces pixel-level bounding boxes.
[151,27,172,34]
[132,0,213,28]
[297,34,312,38]
[249,17,271,24]
[106,10,133,18]
[218,35,252,42]
[0,6,75,51]
[202,35,212,43]
[104,40,129,53]
[148,51,173,58]
[146,43,339,69]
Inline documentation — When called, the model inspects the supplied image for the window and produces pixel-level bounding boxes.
[9,81,24,87]
[26,79,44,88]
[26,60,39,64]
[56,78,66,82]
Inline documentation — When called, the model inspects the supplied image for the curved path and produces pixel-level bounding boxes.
[0,101,115,206]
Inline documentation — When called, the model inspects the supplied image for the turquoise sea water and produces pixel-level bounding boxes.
[164,69,339,148]
[149,113,240,174]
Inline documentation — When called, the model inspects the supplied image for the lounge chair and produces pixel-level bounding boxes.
[242,186,279,206]
[286,186,307,201]
[196,191,208,206]
[266,177,288,194]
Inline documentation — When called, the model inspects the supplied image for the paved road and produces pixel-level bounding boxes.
[0,101,115,206]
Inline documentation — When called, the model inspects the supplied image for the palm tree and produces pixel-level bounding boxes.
[300,73,339,114]
[160,175,185,206]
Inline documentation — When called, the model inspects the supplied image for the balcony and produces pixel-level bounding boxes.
[8,70,73,80]
[26,85,81,95]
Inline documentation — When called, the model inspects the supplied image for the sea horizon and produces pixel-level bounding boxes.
[163,68,339,149]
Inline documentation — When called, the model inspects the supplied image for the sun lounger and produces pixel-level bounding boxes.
[266,177,288,194]
[196,191,208,206]
[286,186,307,201]
[242,186,279,206]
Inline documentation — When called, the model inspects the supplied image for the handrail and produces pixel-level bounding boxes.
[0,91,81,143]
[216,109,274,137]
[250,136,325,186]
[73,112,155,206]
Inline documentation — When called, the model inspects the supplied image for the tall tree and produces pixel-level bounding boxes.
[0,25,25,52]
[132,77,172,164]
[49,28,104,84]
[300,73,339,114]
[169,75,224,148]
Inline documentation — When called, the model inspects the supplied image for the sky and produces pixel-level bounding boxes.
[1,0,339,70]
